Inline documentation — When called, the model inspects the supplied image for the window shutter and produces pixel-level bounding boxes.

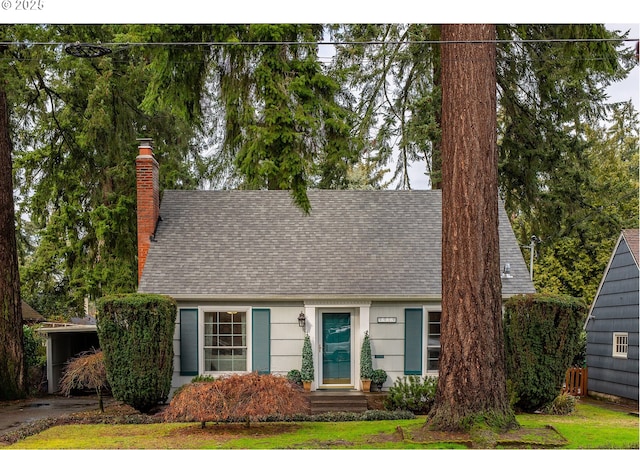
[252,309,271,374]
[404,308,423,375]
[180,309,198,376]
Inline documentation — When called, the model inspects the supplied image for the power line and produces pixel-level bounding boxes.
[0,38,638,47]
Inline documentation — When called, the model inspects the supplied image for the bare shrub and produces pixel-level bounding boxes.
[59,349,109,412]
[164,372,308,427]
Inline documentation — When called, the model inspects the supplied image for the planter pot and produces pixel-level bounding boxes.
[361,379,371,392]
[303,381,312,392]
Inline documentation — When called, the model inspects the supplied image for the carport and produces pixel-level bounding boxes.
[38,324,99,394]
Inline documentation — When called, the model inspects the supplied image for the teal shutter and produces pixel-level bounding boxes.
[180,309,198,376]
[404,308,423,375]
[252,309,271,374]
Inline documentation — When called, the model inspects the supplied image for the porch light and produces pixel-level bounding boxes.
[501,263,512,278]
[297,312,306,328]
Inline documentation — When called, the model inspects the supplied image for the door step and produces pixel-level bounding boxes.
[307,391,368,414]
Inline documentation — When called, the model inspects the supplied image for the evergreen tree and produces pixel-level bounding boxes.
[12,25,205,318]
[138,24,357,213]
[428,24,516,432]
[0,36,26,400]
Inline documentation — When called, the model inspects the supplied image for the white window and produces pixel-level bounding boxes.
[612,332,628,358]
[426,311,441,372]
[203,311,247,372]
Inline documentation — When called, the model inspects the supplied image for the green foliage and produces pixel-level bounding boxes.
[301,334,314,382]
[10,25,206,319]
[23,325,46,394]
[286,369,302,385]
[190,375,216,383]
[543,393,577,415]
[360,331,373,379]
[96,294,176,413]
[504,294,588,412]
[163,373,307,427]
[23,325,46,369]
[383,375,438,414]
[371,369,387,387]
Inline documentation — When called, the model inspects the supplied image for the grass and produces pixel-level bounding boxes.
[517,402,639,449]
[6,401,638,449]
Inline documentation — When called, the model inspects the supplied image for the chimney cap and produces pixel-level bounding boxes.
[137,138,154,157]
[137,137,154,147]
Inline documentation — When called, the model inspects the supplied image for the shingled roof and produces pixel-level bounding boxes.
[138,190,535,298]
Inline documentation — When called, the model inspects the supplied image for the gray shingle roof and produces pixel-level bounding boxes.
[138,190,535,298]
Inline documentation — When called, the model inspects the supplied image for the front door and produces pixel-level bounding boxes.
[322,312,351,385]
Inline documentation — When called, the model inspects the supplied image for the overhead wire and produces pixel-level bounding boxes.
[0,37,638,47]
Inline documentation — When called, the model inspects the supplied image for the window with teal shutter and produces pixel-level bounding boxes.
[252,309,270,374]
[180,309,198,376]
[404,308,423,375]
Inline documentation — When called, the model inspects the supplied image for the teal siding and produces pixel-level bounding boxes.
[180,309,199,376]
[252,309,271,374]
[404,309,423,375]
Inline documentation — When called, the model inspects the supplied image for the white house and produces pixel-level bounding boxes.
[134,139,536,393]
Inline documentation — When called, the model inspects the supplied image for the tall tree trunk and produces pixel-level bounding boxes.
[0,43,26,400]
[427,24,515,431]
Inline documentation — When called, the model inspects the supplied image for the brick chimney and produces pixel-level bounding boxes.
[135,138,159,282]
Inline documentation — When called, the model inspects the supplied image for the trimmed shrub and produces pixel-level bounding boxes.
[96,293,176,413]
[371,368,388,389]
[163,373,307,427]
[360,331,373,380]
[383,375,438,414]
[504,293,588,412]
[301,334,314,382]
[287,369,302,385]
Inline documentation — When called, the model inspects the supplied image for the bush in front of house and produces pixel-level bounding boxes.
[503,293,588,413]
[59,349,109,412]
[287,369,302,386]
[163,372,308,427]
[383,375,438,414]
[96,293,176,413]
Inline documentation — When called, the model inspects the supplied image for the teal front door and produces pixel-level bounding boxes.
[322,312,351,385]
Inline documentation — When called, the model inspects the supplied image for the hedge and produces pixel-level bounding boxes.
[96,293,176,413]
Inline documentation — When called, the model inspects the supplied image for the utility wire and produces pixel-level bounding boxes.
[0,38,638,47]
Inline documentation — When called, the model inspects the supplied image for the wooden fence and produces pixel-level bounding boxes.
[562,367,588,396]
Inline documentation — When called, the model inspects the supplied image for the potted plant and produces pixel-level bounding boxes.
[286,369,302,387]
[360,331,373,392]
[371,368,388,391]
[301,334,314,391]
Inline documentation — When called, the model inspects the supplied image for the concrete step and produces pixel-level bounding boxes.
[307,391,368,414]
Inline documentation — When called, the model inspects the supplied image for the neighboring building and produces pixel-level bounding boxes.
[585,229,639,402]
[135,140,536,393]
[22,301,45,324]
[38,323,99,394]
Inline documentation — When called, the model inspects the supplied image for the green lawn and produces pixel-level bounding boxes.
[8,402,639,449]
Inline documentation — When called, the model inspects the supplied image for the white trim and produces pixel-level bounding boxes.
[198,306,252,375]
[612,332,629,359]
[423,305,442,375]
